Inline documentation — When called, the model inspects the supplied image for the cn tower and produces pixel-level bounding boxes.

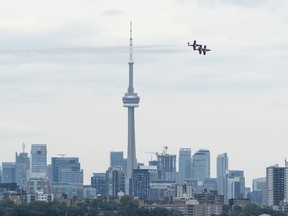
[122,22,140,195]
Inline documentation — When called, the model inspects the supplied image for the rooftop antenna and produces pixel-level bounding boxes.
[127,21,134,94]
[22,143,25,153]
[58,154,66,158]
[129,21,133,63]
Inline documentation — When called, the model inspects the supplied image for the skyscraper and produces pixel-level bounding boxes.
[2,162,16,183]
[131,169,150,199]
[251,177,267,205]
[51,157,83,184]
[50,157,83,199]
[217,153,228,203]
[178,148,192,183]
[91,173,107,196]
[106,166,125,198]
[15,144,30,189]
[192,149,210,180]
[110,151,127,175]
[122,22,140,195]
[228,170,245,199]
[31,144,47,176]
[266,164,288,206]
[157,152,177,182]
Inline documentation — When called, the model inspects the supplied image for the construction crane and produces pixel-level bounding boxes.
[145,152,158,161]
[163,146,168,154]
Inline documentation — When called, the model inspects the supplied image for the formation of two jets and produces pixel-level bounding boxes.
[188,40,211,55]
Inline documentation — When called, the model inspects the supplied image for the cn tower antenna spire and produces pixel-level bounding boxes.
[122,21,140,195]
[129,21,133,63]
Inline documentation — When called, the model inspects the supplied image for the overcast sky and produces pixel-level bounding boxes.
[0,0,288,186]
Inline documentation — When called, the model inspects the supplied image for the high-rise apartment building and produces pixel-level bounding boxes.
[110,151,127,176]
[217,153,228,203]
[91,173,107,196]
[251,177,267,205]
[2,162,16,183]
[178,148,192,184]
[131,169,150,199]
[15,150,30,189]
[175,184,193,199]
[192,149,210,180]
[157,152,176,182]
[51,157,83,184]
[106,166,125,198]
[50,156,84,199]
[266,165,288,206]
[26,176,51,194]
[227,170,245,200]
[31,144,47,176]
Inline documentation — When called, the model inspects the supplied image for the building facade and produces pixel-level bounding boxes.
[106,166,125,198]
[179,148,192,184]
[110,151,127,176]
[31,144,47,176]
[175,184,193,199]
[217,153,228,203]
[131,169,150,198]
[91,173,107,196]
[51,182,83,199]
[192,149,210,180]
[251,177,267,205]
[26,176,51,194]
[266,165,288,206]
[157,153,177,182]
[15,151,30,189]
[227,170,245,200]
[51,157,83,184]
[2,162,16,183]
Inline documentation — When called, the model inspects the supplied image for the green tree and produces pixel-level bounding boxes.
[0,199,15,208]
[0,206,9,216]
[119,195,139,209]
[117,196,142,216]
[169,208,184,216]
[87,208,98,216]
[150,207,170,216]
[220,204,230,216]
[67,205,85,216]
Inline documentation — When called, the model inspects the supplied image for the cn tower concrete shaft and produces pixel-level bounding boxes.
[122,22,140,195]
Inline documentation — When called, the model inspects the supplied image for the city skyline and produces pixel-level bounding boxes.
[1,143,286,189]
[0,0,288,187]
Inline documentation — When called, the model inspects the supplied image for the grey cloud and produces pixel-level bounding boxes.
[101,10,124,16]
[272,102,288,107]
[192,0,288,10]
[134,43,288,94]
[0,22,105,50]
[0,122,42,139]
[219,0,273,8]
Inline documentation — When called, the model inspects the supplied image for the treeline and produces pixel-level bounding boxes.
[1,196,288,216]
[220,204,288,216]
[0,196,183,216]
